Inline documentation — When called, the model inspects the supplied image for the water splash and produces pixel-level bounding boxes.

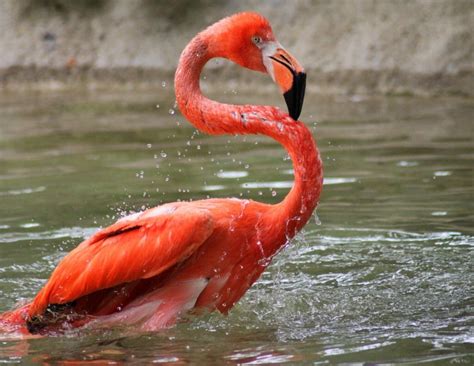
[312,211,321,225]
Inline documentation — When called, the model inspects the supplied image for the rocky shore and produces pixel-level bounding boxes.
[1,0,472,96]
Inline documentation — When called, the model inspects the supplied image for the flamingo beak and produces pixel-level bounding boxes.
[263,44,306,121]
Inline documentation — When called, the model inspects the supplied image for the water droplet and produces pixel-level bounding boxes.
[271,190,277,197]
[161,81,166,88]
[168,109,175,115]
[146,143,152,148]
[155,104,160,109]
[160,152,167,158]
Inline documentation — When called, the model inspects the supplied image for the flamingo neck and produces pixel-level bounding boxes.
[174,33,323,247]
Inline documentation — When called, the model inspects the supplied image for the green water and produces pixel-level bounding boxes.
[0,88,472,364]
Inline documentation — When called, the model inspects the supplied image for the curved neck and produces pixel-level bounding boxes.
[174,34,323,241]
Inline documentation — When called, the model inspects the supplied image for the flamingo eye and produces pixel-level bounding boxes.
[251,36,262,45]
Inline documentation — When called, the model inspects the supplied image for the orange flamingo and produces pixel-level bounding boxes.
[0,12,322,335]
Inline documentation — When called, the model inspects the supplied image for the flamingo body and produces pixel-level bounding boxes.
[0,12,322,335]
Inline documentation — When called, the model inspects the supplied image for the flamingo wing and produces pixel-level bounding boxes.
[28,205,214,318]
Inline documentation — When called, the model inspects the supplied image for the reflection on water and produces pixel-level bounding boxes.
[0,89,472,364]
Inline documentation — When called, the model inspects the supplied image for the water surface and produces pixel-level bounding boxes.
[0,88,473,364]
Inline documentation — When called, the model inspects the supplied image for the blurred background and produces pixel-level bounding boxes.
[1,1,473,364]
[0,0,472,95]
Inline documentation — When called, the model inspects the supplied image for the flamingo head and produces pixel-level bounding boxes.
[208,12,306,121]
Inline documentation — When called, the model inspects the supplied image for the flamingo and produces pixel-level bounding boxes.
[0,12,323,335]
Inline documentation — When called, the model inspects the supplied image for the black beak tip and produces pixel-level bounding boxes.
[283,72,306,121]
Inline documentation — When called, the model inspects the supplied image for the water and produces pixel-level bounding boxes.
[0,88,473,364]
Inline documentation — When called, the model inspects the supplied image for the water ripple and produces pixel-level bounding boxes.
[0,186,45,196]
[0,226,97,244]
[217,171,248,179]
[241,181,293,189]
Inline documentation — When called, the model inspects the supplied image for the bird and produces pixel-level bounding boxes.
[0,12,323,335]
